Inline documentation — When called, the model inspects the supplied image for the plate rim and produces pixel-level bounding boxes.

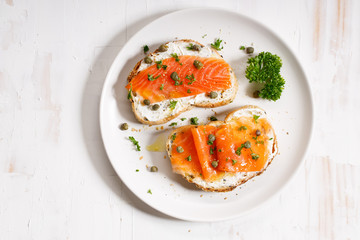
[99,7,314,222]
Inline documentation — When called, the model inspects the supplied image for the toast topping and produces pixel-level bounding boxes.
[126,55,232,103]
[170,116,274,182]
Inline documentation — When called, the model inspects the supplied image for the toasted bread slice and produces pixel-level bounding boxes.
[166,105,278,192]
[126,39,238,125]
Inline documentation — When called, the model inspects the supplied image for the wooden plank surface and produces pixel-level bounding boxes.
[0,0,359,239]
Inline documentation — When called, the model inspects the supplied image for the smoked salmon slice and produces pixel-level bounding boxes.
[126,55,232,103]
[215,117,271,172]
[191,126,219,181]
[170,126,202,177]
[169,116,274,182]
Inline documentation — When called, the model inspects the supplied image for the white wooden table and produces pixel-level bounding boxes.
[1,0,359,239]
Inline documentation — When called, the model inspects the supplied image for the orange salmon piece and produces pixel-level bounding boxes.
[170,126,202,177]
[215,117,272,172]
[191,125,219,181]
[126,55,232,103]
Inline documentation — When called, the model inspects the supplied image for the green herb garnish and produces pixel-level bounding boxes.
[202,34,207,38]
[147,189,152,194]
[239,126,247,131]
[155,60,167,70]
[190,117,199,125]
[186,74,196,85]
[209,116,218,121]
[186,155,192,161]
[143,45,149,53]
[127,83,133,100]
[186,43,194,50]
[160,84,164,90]
[218,149,222,152]
[171,134,176,141]
[181,118,186,121]
[136,169,139,172]
[269,138,273,140]
[210,147,215,155]
[253,115,260,123]
[251,153,260,160]
[169,100,177,110]
[171,53,182,65]
[129,136,141,151]
[211,38,223,51]
[235,144,245,156]
[187,89,191,93]
[169,122,177,127]
[245,52,285,101]
[147,74,160,81]
[232,159,237,165]
[240,46,245,50]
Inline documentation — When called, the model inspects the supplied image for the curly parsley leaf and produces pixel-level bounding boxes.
[211,38,223,51]
[245,52,285,101]
[186,74,196,85]
[143,45,149,54]
[171,53,182,65]
[190,117,199,125]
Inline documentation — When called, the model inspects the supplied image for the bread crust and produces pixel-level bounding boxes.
[166,105,278,192]
[127,39,238,125]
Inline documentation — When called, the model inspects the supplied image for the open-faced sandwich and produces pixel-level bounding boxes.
[126,39,237,125]
[166,105,278,192]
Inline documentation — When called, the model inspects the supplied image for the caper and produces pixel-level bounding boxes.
[170,72,180,82]
[244,141,251,149]
[143,99,150,105]
[192,44,201,51]
[176,146,184,153]
[211,160,218,168]
[193,60,203,69]
[256,130,261,136]
[209,91,218,99]
[120,123,128,130]
[158,44,168,52]
[151,104,160,111]
[253,90,260,98]
[144,56,153,64]
[150,166,158,172]
[246,47,254,54]
[208,134,216,142]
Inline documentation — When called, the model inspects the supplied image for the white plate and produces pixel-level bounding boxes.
[100,8,313,222]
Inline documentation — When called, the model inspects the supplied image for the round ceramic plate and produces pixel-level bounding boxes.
[100,8,313,221]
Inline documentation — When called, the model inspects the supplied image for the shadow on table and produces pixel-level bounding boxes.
[81,11,181,222]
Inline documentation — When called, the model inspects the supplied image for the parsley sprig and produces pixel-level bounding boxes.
[245,52,285,101]
[171,53,182,65]
[211,38,223,51]
[155,60,167,70]
[143,45,149,54]
[186,74,196,85]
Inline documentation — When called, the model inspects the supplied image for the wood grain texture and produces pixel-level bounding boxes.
[0,0,359,239]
